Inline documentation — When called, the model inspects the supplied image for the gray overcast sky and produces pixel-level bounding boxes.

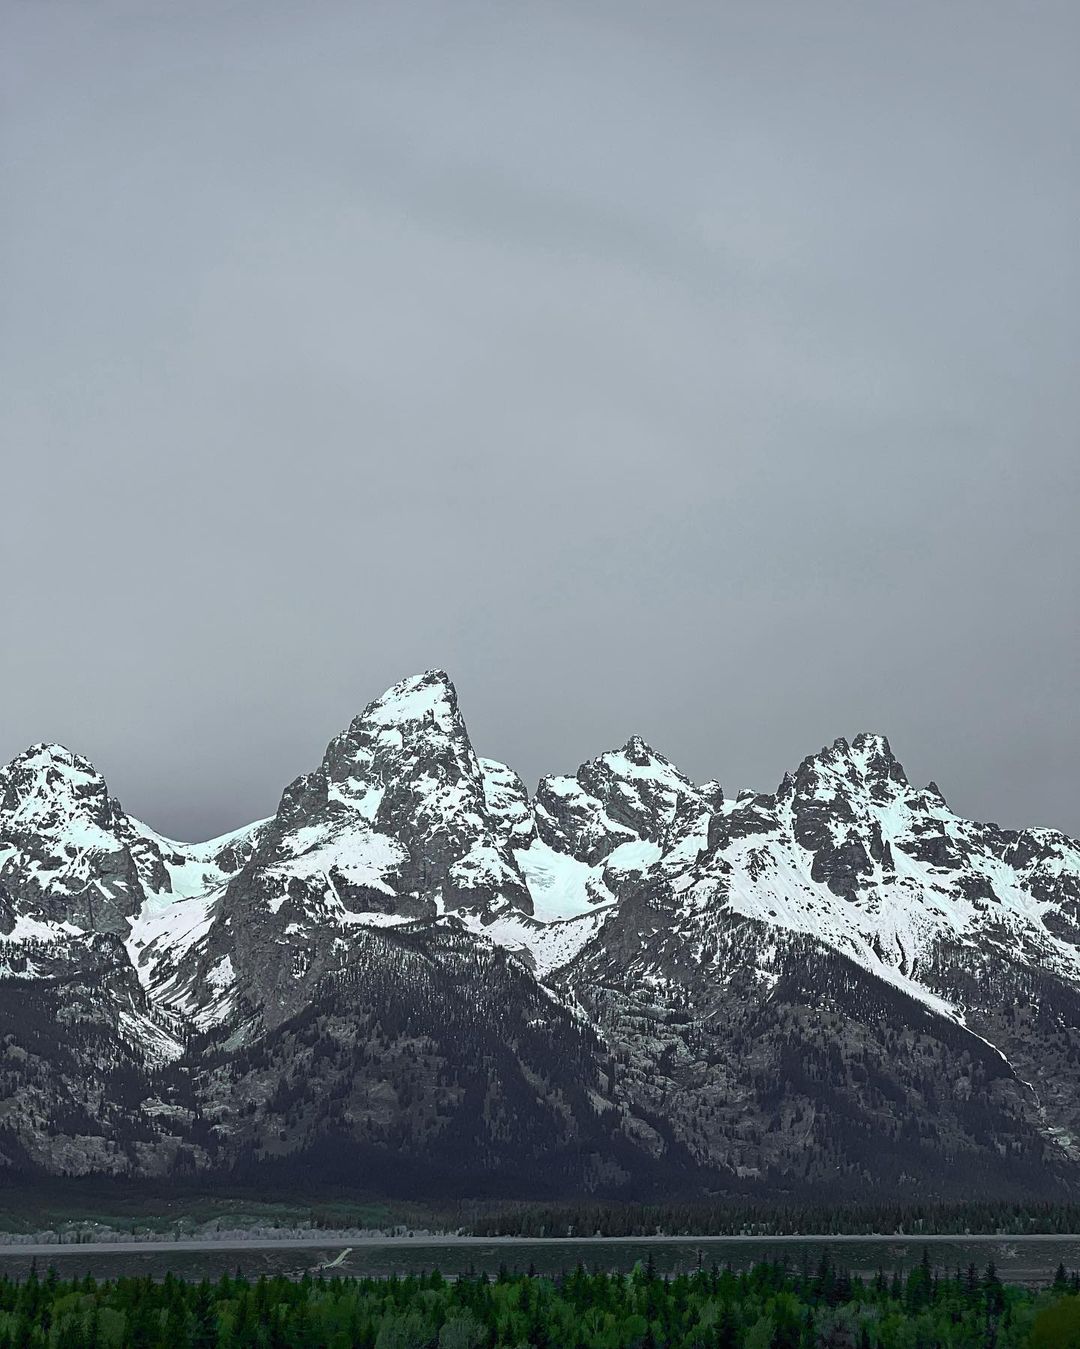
[2,1,1078,841]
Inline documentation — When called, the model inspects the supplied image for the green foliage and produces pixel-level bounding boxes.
[0,1255,1073,1348]
[1031,1296,1080,1349]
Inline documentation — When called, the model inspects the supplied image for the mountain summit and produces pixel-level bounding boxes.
[2,670,1079,1198]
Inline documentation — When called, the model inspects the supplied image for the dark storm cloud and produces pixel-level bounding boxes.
[2,0,1077,840]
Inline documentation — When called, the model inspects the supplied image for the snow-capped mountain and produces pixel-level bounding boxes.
[615,730,1080,1026]
[2,670,1079,1197]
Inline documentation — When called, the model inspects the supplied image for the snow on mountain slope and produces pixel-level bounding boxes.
[515,838,608,922]
[0,686,730,1019]
[624,732,1080,1033]
[164,672,540,1027]
[237,669,534,923]
[130,816,270,898]
[151,675,738,1025]
[124,888,219,993]
[121,817,270,991]
[458,902,615,980]
[0,743,148,936]
[0,742,266,1044]
[534,736,706,866]
[5,676,1080,1070]
[6,670,1080,1192]
[480,758,536,847]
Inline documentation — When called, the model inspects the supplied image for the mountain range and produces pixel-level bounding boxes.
[3,669,1080,1201]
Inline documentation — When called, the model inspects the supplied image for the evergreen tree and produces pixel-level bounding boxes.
[190,1282,218,1349]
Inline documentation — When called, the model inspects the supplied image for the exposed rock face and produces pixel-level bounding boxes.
[0,744,150,935]
[534,738,703,865]
[175,671,539,1031]
[248,670,530,916]
[191,922,659,1196]
[479,759,537,851]
[3,670,1080,1200]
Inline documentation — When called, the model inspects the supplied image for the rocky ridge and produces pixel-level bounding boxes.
[2,670,1079,1198]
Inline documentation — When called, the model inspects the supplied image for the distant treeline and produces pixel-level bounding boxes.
[12,1174,1080,1245]
[464,1200,1080,1239]
[2,1253,1080,1348]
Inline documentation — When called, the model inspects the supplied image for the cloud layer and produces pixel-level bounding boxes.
[2,0,1077,839]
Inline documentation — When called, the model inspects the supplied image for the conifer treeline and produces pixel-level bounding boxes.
[0,1254,1078,1348]
[464,1200,1080,1239]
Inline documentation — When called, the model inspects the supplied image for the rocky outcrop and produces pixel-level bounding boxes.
[534,737,703,865]
[0,744,151,935]
[2,671,1080,1200]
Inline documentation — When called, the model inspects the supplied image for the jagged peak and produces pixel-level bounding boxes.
[790,737,850,783]
[794,730,908,794]
[597,736,693,784]
[619,734,659,762]
[0,741,123,842]
[1,742,111,809]
[5,742,99,777]
[809,733,893,762]
[351,669,462,734]
[851,731,894,758]
[540,736,694,801]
